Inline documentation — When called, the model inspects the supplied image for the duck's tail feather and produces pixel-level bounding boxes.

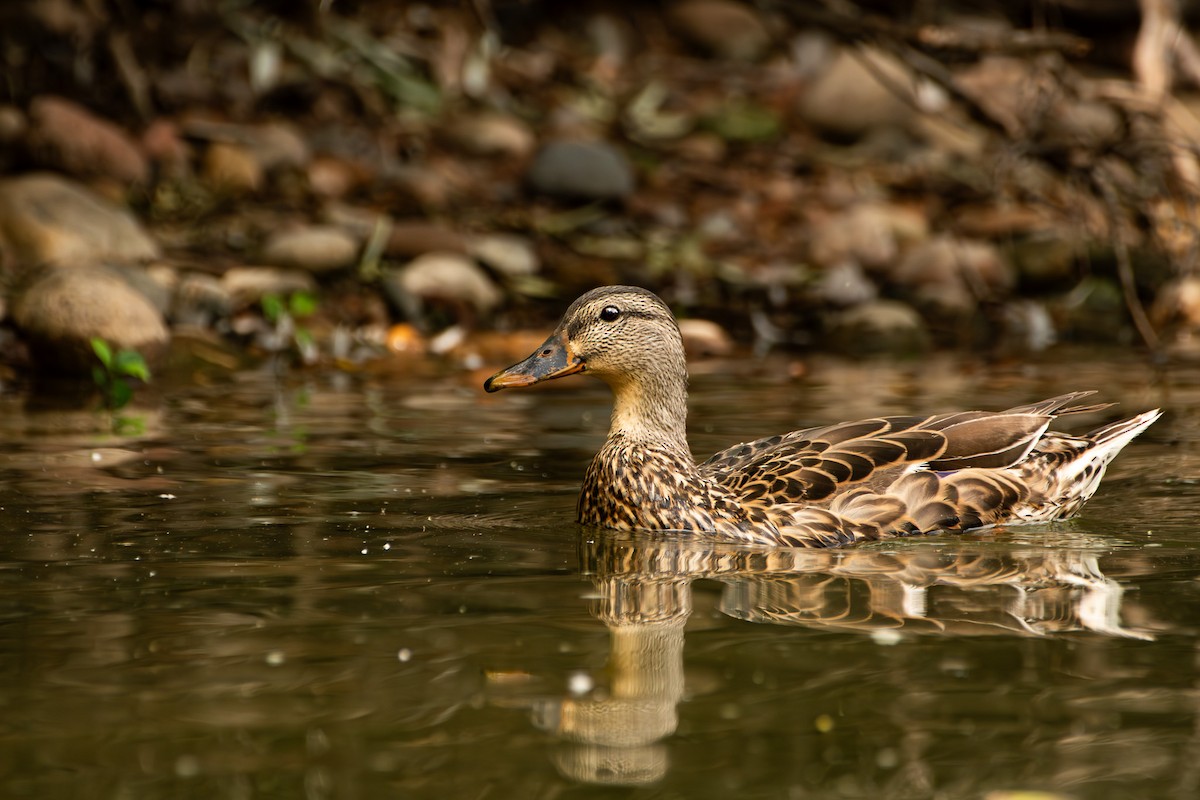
[1011,409,1161,522]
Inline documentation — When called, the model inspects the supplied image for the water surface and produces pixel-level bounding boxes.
[0,347,1196,799]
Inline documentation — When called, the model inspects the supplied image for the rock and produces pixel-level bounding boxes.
[808,203,928,272]
[0,105,25,144]
[1006,234,1080,286]
[183,119,309,171]
[141,118,192,179]
[669,0,771,61]
[110,262,172,316]
[891,236,1014,315]
[797,47,918,139]
[678,318,734,357]
[999,300,1057,352]
[387,252,502,320]
[25,96,149,185]
[385,323,427,356]
[173,272,232,327]
[221,266,317,307]
[203,142,264,194]
[527,140,635,201]
[0,172,159,267]
[1152,275,1200,330]
[386,220,468,258]
[469,234,539,277]
[447,112,536,158]
[814,261,878,307]
[12,264,169,373]
[260,226,360,273]
[307,155,364,199]
[1058,276,1128,341]
[826,299,930,355]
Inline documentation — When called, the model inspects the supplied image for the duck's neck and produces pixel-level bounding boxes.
[606,368,692,459]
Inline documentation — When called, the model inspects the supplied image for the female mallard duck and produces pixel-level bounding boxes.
[484,286,1160,548]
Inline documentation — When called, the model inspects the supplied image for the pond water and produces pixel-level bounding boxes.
[0,346,1196,799]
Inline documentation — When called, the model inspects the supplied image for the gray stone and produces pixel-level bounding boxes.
[527,140,635,201]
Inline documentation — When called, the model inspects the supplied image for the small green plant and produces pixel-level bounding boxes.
[261,290,319,363]
[91,338,151,411]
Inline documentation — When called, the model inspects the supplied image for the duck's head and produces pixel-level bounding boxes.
[484,286,685,393]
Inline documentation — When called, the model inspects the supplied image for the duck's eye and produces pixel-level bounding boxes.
[600,306,621,322]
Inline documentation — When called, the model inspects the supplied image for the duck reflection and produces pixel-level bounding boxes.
[491,531,1153,786]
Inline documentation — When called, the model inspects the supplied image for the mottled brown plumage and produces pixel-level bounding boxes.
[484,286,1160,548]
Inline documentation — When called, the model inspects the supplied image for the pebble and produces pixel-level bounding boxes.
[526,140,635,201]
[306,155,364,199]
[1006,234,1080,286]
[12,265,169,373]
[679,318,734,357]
[25,95,149,185]
[814,262,878,307]
[260,226,360,273]
[0,105,24,142]
[669,0,771,61]
[203,142,264,194]
[0,172,159,267]
[892,237,1014,314]
[447,112,536,158]
[141,119,192,179]
[173,272,232,327]
[184,119,310,172]
[808,203,928,273]
[388,252,503,318]
[1152,275,1200,331]
[221,267,317,306]
[826,299,931,355]
[797,47,918,139]
[469,234,539,277]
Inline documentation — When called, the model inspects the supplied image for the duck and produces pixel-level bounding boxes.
[484,285,1161,548]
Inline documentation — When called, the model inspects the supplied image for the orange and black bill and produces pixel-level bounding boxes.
[483,331,585,392]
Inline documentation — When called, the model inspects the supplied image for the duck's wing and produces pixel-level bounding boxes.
[699,392,1102,506]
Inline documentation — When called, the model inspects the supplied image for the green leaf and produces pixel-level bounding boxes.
[108,380,133,410]
[113,349,151,382]
[262,293,284,324]
[289,291,318,318]
[91,338,113,370]
[92,365,109,388]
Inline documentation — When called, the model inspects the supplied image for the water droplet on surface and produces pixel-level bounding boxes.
[567,671,593,696]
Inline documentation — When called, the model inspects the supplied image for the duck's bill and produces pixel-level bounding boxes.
[484,333,585,392]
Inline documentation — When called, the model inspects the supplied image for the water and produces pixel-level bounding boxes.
[0,347,1197,799]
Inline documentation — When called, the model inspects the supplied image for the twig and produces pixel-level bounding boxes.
[1096,174,1162,351]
